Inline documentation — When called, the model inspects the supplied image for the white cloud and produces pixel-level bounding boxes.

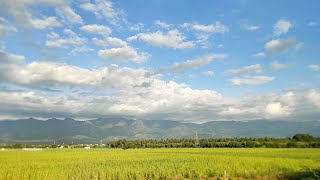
[93,37,127,47]
[225,64,263,75]
[182,22,228,33]
[181,22,228,48]
[46,29,86,48]
[80,24,112,36]
[274,19,292,35]
[308,64,320,71]
[1,0,82,27]
[241,23,260,31]
[0,48,319,121]
[2,80,318,121]
[265,102,291,117]
[265,37,298,54]
[127,35,138,41]
[154,20,171,29]
[202,70,214,77]
[129,29,194,49]
[130,23,144,31]
[30,16,61,29]
[230,75,274,85]
[270,61,287,70]
[171,54,224,70]
[252,52,266,57]
[0,17,17,36]
[98,46,149,63]
[80,0,124,25]
[306,89,320,108]
[69,46,94,56]
[152,54,225,75]
[195,34,210,48]
[46,32,59,39]
[0,49,150,89]
[56,6,83,25]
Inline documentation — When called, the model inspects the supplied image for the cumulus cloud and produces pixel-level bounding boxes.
[93,37,127,47]
[230,75,274,85]
[265,102,291,117]
[128,29,194,49]
[80,24,112,37]
[1,84,319,121]
[274,19,292,35]
[224,64,263,75]
[265,37,299,54]
[0,49,319,121]
[98,46,149,63]
[270,61,287,70]
[306,89,320,108]
[30,16,61,29]
[80,0,125,25]
[0,49,150,88]
[46,29,86,48]
[1,0,82,27]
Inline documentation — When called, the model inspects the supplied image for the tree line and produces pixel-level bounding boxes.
[1,133,319,149]
[106,133,320,149]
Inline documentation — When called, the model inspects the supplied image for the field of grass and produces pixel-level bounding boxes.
[1,148,320,179]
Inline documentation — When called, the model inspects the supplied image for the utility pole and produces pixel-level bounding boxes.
[195,130,199,147]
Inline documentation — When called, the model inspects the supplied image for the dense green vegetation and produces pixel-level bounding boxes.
[106,134,320,149]
[1,148,319,179]
[103,133,320,149]
[1,133,320,149]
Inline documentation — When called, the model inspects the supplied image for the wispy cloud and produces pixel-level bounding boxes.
[265,37,299,54]
[270,61,287,70]
[230,75,275,85]
[149,54,225,75]
[224,64,263,75]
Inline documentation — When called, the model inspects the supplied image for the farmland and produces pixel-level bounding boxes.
[1,148,319,179]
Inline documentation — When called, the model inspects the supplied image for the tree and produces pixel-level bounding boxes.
[292,133,314,142]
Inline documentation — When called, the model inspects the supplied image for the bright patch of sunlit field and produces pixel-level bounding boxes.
[1,148,319,179]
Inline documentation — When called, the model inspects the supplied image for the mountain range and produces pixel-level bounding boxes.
[0,117,319,144]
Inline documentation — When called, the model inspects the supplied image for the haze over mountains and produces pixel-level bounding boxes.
[0,118,319,144]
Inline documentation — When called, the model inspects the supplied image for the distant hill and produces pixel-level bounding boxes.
[0,117,319,144]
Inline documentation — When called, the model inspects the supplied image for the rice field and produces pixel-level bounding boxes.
[0,148,319,179]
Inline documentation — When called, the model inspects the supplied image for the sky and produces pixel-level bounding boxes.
[0,0,319,122]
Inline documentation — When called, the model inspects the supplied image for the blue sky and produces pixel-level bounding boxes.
[0,0,319,122]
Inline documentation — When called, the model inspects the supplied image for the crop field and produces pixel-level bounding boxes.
[1,148,319,179]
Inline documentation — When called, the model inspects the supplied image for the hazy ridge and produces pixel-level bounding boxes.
[0,117,319,144]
